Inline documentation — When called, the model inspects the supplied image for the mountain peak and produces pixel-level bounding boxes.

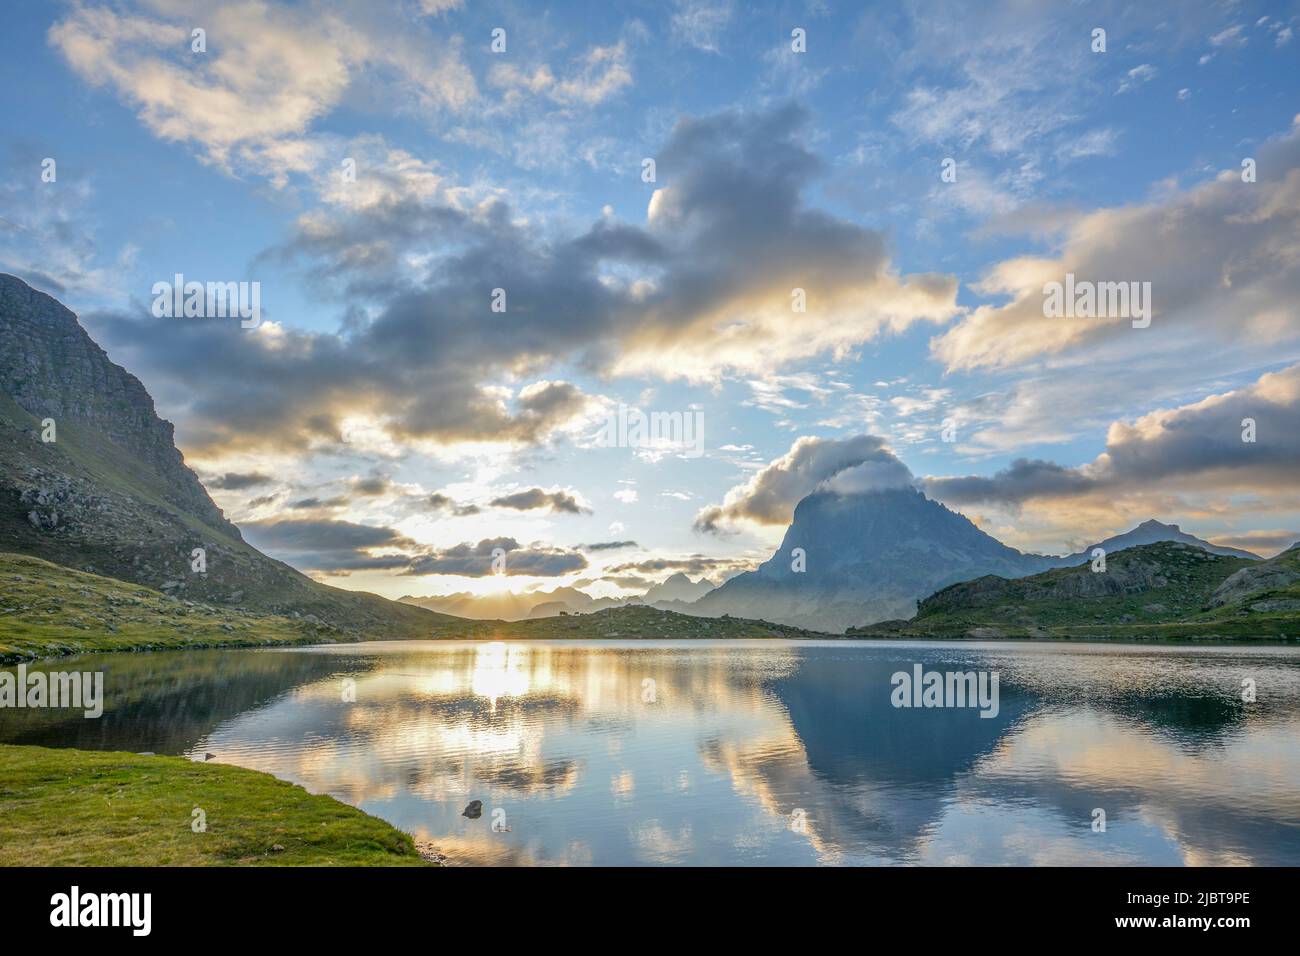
[1136,518,1178,531]
[1080,520,1259,561]
[692,484,1055,631]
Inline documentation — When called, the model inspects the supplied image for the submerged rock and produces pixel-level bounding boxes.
[462,799,483,819]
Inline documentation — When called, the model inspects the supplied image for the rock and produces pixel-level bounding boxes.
[462,799,483,819]
[270,844,286,852]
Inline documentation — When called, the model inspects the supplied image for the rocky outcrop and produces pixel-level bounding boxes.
[0,273,459,639]
[0,274,236,536]
[1206,543,1300,609]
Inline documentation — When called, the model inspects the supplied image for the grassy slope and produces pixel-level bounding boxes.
[0,745,426,866]
[0,552,336,662]
[850,542,1300,640]
[0,394,462,641]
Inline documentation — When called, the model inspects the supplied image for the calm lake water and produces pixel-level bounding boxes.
[3,640,1299,866]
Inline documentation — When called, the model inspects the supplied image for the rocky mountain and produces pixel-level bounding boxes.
[0,273,460,639]
[850,540,1299,640]
[1068,518,1259,561]
[689,486,1059,632]
[643,571,716,604]
[399,586,640,620]
[678,480,1273,632]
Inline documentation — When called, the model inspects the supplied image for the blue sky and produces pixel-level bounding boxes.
[2,0,1298,600]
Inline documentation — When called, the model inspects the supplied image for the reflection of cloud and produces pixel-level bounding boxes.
[172,641,1300,866]
[955,711,1300,865]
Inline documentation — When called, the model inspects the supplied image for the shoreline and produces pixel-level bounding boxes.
[0,744,432,867]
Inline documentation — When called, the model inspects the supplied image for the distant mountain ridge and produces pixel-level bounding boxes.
[399,572,719,620]
[684,486,1265,633]
[0,273,458,639]
[1070,518,1259,561]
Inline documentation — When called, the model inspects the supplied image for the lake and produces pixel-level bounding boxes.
[2,640,1298,866]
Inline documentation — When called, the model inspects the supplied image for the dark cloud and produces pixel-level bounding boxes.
[579,540,639,551]
[350,476,392,496]
[289,496,349,510]
[404,537,588,577]
[426,492,481,516]
[602,574,654,590]
[922,459,1094,507]
[607,555,752,576]
[79,104,954,456]
[489,487,589,514]
[242,518,417,572]
[1209,530,1300,557]
[923,364,1300,508]
[207,471,273,490]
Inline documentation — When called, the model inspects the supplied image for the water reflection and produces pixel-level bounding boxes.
[2,641,1297,865]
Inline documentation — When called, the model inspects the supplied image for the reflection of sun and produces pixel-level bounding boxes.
[469,642,534,710]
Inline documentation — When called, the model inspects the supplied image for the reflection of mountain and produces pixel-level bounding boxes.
[749,648,1036,861]
[0,647,361,752]
[772,651,1035,786]
[8,640,1297,865]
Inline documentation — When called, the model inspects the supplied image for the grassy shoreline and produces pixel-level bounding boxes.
[0,744,429,866]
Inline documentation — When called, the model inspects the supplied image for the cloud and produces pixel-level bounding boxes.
[671,0,734,53]
[1210,529,1299,554]
[606,555,751,576]
[289,496,349,510]
[932,117,1300,372]
[489,42,633,107]
[48,1,476,183]
[350,476,392,496]
[489,488,590,514]
[404,538,588,577]
[924,363,1300,509]
[242,517,416,571]
[695,434,913,532]
[427,493,481,517]
[87,104,957,457]
[207,471,273,490]
[579,540,639,551]
[1116,64,1157,94]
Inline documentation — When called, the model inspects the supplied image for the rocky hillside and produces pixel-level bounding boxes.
[850,541,1299,640]
[0,273,461,641]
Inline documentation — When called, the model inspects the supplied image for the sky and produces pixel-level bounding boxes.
[1,0,1298,602]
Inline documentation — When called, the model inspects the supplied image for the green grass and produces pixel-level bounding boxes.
[0,552,332,662]
[850,542,1300,641]
[0,745,429,866]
